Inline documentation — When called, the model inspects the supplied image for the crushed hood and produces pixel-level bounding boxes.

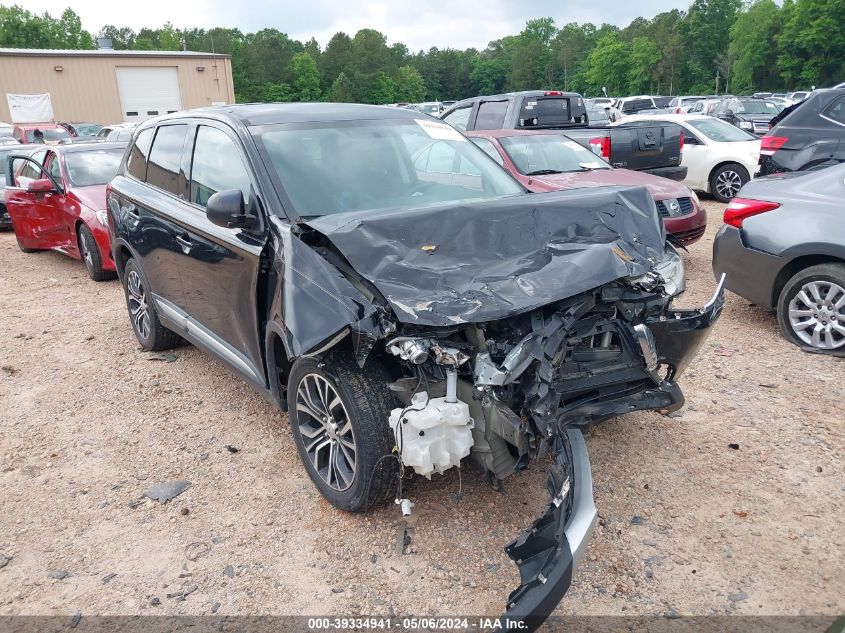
[305,186,667,327]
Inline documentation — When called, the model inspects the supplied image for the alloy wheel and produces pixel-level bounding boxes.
[295,373,356,491]
[788,280,845,349]
[715,169,743,200]
[80,233,94,273]
[126,270,151,340]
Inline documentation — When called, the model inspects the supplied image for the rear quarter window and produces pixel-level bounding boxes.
[822,98,845,125]
[126,127,154,181]
[146,124,188,195]
[475,101,508,130]
[518,97,571,127]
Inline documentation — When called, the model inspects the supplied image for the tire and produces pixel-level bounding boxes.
[288,353,399,512]
[78,224,116,282]
[122,258,181,351]
[709,163,749,203]
[777,263,845,353]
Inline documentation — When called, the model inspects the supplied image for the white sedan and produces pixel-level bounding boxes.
[612,114,761,202]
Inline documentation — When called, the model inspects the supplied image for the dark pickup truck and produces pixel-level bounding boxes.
[441,90,687,181]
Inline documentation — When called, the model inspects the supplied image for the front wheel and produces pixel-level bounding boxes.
[709,163,749,202]
[78,224,116,282]
[777,263,845,353]
[288,353,398,512]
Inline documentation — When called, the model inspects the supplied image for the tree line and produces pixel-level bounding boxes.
[0,0,842,104]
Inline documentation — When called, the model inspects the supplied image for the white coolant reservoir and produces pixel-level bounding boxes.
[388,386,474,479]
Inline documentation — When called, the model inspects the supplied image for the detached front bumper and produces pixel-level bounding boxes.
[498,428,596,632]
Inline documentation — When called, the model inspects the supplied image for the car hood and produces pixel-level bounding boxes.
[69,185,107,211]
[305,186,668,327]
[531,168,690,200]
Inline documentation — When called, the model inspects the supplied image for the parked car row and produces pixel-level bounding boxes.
[4,103,732,630]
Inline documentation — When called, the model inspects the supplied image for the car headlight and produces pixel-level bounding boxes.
[690,190,701,207]
[739,121,753,130]
[95,209,109,226]
[653,247,686,297]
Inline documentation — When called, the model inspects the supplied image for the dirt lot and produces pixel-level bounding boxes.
[0,200,843,619]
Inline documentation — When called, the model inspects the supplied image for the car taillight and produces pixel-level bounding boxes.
[589,136,611,159]
[544,91,563,96]
[723,198,780,228]
[760,135,788,156]
[679,130,684,152]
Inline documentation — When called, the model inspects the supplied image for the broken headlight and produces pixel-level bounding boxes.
[652,248,686,297]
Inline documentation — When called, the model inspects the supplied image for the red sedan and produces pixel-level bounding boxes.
[466,130,707,245]
[4,142,126,281]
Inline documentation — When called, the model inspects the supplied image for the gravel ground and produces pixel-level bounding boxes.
[0,199,842,619]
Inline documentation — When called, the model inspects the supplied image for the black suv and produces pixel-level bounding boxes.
[108,104,722,628]
[759,88,845,175]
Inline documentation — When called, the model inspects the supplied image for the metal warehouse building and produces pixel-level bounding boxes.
[0,47,235,124]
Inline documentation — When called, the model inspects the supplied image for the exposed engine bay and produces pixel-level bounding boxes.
[280,186,724,629]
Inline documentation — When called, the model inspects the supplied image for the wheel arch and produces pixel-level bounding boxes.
[708,160,750,189]
[772,254,845,308]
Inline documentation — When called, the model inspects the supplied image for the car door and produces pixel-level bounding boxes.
[42,151,76,251]
[4,149,66,250]
[177,122,269,388]
[115,123,193,311]
[677,126,709,191]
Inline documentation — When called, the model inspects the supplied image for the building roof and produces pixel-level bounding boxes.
[0,48,230,59]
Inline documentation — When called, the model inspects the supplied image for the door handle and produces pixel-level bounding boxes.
[175,234,192,250]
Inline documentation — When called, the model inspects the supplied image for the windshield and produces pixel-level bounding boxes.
[687,118,757,142]
[74,123,103,136]
[587,108,609,121]
[65,148,124,186]
[417,104,441,114]
[737,101,779,115]
[499,134,610,175]
[38,128,71,141]
[255,118,522,217]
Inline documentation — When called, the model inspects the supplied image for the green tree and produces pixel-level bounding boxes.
[394,65,426,102]
[320,32,353,92]
[778,0,845,88]
[262,82,293,102]
[51,9,94,49]
[729,0,783,92]
[367,71,396,104]
[157,22,182,51]
[585,32,631,95]
[97,25,136,49]
[328,71,354,102]
[681,0,742,92]
[350,29,391,101]
[627,37,661,94]
[470,57,507,94]
[289,51,321,101]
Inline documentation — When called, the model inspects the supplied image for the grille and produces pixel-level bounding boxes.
[655,197,693,218]
[672,225,706,244]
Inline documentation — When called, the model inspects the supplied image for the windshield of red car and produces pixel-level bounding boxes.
[499,134,610,175]
[39,128,71,141]
[255,118,523,217]
[65,149,124,187]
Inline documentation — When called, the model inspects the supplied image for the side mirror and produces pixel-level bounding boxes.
[206,189,256,230]
[724,109,734,117]
[27,178,56,194]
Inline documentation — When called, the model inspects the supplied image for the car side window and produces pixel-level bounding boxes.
[17,149,47,182]
[822,98,845,125]
[147,124,188,196]
[475,101,508,130]
[126,128,154,181]
[442,106,472,132]
[470,137,504,166]
[189,125,252,207]
[46,152,62,184]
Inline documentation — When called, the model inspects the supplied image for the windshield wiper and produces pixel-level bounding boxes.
[526,169,563,176]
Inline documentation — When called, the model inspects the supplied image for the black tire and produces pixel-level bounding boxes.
[78,224,116,282]
[777,263,845,353]
[122,258,181,351]
[15,237,40,253]
[709,163,749,203]
[288,353,399,512]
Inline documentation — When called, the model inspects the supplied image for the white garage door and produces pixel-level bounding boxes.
[115,67,182,123]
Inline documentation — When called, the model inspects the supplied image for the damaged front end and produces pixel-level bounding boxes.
[283,186,724,628]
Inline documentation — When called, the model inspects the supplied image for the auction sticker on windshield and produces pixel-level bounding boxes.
[416,119,467,142]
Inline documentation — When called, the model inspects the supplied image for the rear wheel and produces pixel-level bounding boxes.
[287,353,398,512]
[777,263,845,353]
[709,163,749,202]
[122,258,181,351]
[78,224,116,282]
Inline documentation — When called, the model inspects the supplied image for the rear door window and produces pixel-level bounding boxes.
[147,124,188,196]
[126,127,154,181]
[822,98,845,126]
[474,101,508,130]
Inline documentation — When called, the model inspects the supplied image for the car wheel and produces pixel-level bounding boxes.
[777,263,845,353]
[288,353,399,512]
[122,258,181,351]
[77,224,116,282]
[709,163,749,202]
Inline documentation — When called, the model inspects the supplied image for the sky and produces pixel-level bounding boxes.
[24,0,687,51]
